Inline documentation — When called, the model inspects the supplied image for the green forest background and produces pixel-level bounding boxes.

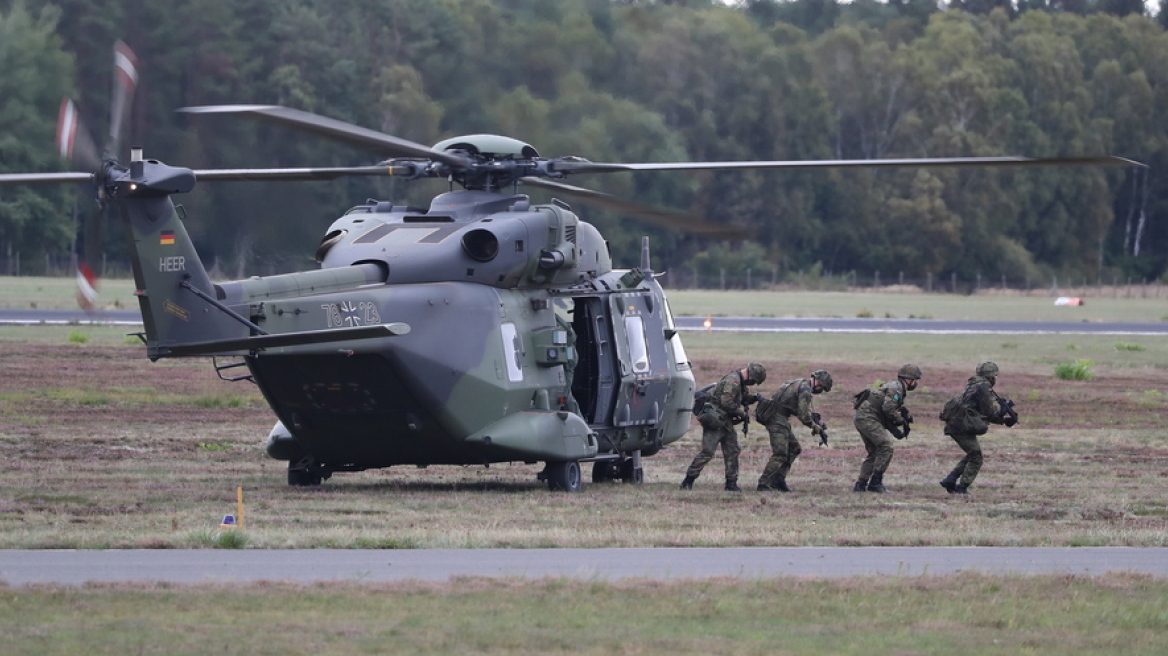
[2,0,1167,288]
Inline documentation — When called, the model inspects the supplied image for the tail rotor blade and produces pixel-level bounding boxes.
[56,98,100,170]
[76,260,99,311]
[75,201,108,311]
[108,40,139,157]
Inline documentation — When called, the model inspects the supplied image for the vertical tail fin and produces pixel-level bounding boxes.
[114,156,246,358]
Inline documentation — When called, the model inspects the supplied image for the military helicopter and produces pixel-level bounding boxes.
[0,46,1136,491]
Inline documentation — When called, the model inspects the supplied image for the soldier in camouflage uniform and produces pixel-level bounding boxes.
[755,369,833,492]
[940,361,1015,495]
[681,362,766,492]
[851,364,920,494]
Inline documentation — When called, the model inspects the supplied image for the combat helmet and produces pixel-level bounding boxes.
[746,362,767,385]
[976,361,1000,378]
[810,369,833,392]
[897,364,922,380]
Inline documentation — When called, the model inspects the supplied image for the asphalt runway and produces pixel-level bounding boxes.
[3,547,1166,586]
[5,309,1168,335]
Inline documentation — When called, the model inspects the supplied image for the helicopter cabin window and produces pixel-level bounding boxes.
[623,315,650,374]
[500,323,524,382]
[662,298,690,369]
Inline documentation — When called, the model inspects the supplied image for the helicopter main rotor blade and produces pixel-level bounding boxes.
[0,171,94,186]
[192,165,418,182]
[551,155,1143,175]
[520,177,747,239]
[179,104,469,168]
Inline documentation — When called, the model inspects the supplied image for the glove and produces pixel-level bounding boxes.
[743,393,761,405]
[899,407,914,424]
[889,425,905,440]
[1004,415,1017,427]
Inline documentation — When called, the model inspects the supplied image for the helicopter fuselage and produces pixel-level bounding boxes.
[136,181,696,483]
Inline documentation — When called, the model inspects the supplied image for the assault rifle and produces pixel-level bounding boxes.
[994,392,1019,427]
[812,411,829,446]
[881,407,913,440]
[740,393,761,437]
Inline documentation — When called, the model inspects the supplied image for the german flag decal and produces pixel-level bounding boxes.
[160,231,175,245]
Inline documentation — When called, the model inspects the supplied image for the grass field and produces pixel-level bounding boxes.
[2,283,1165,652]
[3,575,1166,655]
[1,324,1165,550]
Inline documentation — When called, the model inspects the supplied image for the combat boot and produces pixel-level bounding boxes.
[953,483,969,495]
[773,475,791,492]
[724,480,742,492]
[853,478,868,492]
[939,468,961,493]
[680,475,696,490]
[866,472,887,493]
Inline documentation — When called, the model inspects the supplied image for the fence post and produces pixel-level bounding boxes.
[950,272,957,293]
[720,268,725,291]
[874,270,880,288]
[746,268,752,290]
[926,272,933,293]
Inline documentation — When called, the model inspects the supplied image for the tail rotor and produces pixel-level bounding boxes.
[59,40,139,311]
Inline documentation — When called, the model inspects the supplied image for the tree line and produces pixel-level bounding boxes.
[2,0,1167,285]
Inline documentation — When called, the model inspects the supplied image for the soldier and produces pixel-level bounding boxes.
[755,369,833,492]
[939,361,1017,495]
[681,362,767,492]
[851,364,920,494]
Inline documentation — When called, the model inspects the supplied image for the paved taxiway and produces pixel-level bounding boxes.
[3,548,1166,586]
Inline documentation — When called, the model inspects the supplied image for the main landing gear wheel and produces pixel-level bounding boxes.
[287,457,327,486]
[543,460,582,492]
[591,460,622,483]
[620,457,644,484]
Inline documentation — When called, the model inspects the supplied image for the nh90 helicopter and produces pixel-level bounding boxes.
[0,46,1137,491]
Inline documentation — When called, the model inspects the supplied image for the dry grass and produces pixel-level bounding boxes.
[1,325,1166,549]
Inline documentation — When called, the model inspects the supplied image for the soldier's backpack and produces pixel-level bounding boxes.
[938,394,963,422]
[853,388,872,410]
[939,389,988,435]
[754,395,780,424]
[692,383,716,415]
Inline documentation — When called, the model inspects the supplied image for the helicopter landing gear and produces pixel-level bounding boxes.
[620,456,644,484]
[287,457,330,486]
[590,456,644,484]
[591,459,622,483]
[540,460,582,492]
